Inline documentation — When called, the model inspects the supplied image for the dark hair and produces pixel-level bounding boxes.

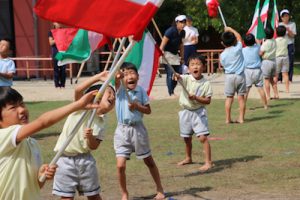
[187,53,206,66]
[0,87,23,120]
[244,34,256,46]
[221,31,236,47]
[120,62,138,74]
[276,25,286,37]
[264,27,274,39]
[85,84,115,94]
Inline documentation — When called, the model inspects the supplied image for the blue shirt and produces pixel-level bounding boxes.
[220,42,245,75]
[0,58,16,86]
[164,26,185,55]
[116,85,149,124]
[242,44,262,69]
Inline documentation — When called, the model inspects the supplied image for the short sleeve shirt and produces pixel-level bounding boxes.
[0,125,42,200]
[164,26,185,54]
[261,39,276,60]
[275,37,288,57]
[0,58,16,86]
[116,85,149,124]
[183,26,199,46]
[242,44,262,69]
[179,75,213,110]
[220,41,245,75]
[54,110,106,154]
[279,21,297,44]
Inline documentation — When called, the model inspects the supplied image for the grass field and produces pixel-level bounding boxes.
[29,99,300,200]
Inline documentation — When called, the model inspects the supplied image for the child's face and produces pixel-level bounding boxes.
[0,40,10,55]
[188,59,204,80]
[123,69,139,90]
[0,101,29,128]
[96,87,115,115]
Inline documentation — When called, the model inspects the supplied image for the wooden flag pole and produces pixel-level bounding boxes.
[218,6,227,27]
[151,18,163,77]
[75,62,86,84]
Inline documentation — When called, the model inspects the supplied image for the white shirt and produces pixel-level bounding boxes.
[183,26,199,46]
[279,21,297,44]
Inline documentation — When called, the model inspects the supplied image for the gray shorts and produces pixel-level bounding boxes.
[179,108,209,137]
[53,153,100,197]
[261,60,276,78]
[276,56,289,73]
[114,122,151,159]
[224,74,246,96]
[244,68,264,88]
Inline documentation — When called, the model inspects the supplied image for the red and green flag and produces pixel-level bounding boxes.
[52,28,109,66]
[34,0,164,40]
[260,0,270,23]
[125,31,161,95]
[247,0,266,39]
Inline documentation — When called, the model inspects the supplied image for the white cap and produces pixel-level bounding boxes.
[175,15,186,22]
[280,9,289,17]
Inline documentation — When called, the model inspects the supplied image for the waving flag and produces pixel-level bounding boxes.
[125,31,161,95]
[271,0,279,38]
[206,0,219,18]
[34,0,164,40]
[260,0,270,23]
[52,28,109,66]
[247,0,266,39]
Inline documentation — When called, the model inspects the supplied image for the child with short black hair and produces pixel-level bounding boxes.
[175,54,213,172]
[275,25,290,93]
[53,71,115,200]
[220,27,246,124]
[242,33,268,109]
[0,86,98,200]
[114,62,165,200]
[260,27,278,100]
[0,38,15,86]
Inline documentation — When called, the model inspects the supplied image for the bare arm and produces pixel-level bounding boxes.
[114,71,123,91]
[16,91,98,143]
[129,102,151,114]
[225,27,242,42]
[189,95,211,105]
[160,36,169,52]
[83,128,100,150]
[49,36,55,46]
[179,42,184,63]
[74,71,109,101]
[0,72,13,79]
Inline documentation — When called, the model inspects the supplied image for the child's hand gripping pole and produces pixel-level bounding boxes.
[39,37,136,183]
[162,54,189,96]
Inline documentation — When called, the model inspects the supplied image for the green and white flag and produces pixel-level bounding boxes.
[247,0,266,39]
[125,31,162,95]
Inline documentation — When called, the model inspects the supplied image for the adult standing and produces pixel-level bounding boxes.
[160,15,186,97]
[48,22,66,88]
[279,9,297,82]
[183,16,199,66]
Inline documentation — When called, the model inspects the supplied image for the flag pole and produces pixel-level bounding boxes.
[162,55,189,96]
[39,37,135,183]
[151,19,163,77]
[75,62,86,84]
[218,6,227,27]
[103,39,118,71]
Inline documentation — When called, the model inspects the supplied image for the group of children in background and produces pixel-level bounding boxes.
[0,10,295,200]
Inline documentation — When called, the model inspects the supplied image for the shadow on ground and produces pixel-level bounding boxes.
[132,186,212,200]
[184,155,262,177]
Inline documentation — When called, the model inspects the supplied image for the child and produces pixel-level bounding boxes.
[220,27,246,124]
[260,27,278,100]
[0,38,16,86]
[52,71,115,200]
[275,25,290,93]
[242,34,268,109]
[175,54,213,172]
[0,86,98,200]
[114,62,165,200]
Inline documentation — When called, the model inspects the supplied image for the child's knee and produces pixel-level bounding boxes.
[199,135,208,143]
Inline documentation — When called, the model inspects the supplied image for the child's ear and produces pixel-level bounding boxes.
[221,41,226,48]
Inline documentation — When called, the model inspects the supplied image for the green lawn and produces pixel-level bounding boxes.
[29,99,300,199]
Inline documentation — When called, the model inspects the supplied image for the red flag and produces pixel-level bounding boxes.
[34,0,163,41]
[206,0,219,18]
